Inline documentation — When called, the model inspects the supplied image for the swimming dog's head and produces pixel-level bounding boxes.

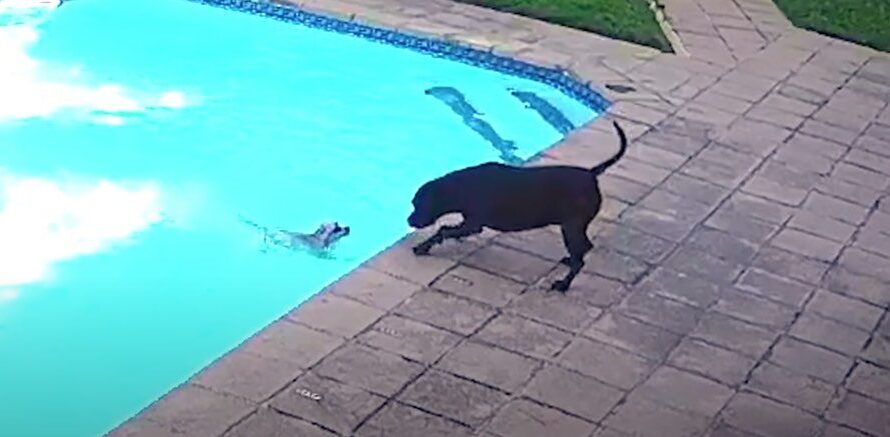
[314,222,350,247]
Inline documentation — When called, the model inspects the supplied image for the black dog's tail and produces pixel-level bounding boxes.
[590,121,628,177]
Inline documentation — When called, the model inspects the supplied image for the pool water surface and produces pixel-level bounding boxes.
[0,0,601,435]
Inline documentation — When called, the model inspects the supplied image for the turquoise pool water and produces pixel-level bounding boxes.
[0,0,600,435]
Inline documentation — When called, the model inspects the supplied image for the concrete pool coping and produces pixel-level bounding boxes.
[110,0,890,436]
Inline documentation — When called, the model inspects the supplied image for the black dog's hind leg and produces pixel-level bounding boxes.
[413,220,483,255]
[552,218,593,292]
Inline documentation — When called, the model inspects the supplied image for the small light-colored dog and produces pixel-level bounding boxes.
[241,218,350,256]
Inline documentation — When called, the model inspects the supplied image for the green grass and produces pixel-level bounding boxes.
[774,0,890,51]
[456,0,673,52]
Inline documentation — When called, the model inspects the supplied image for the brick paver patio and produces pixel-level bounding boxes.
[110,0,890,436]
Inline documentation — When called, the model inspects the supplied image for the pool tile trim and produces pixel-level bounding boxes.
[188,0,612,112]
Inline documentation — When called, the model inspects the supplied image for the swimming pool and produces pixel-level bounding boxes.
[0,0,604,435]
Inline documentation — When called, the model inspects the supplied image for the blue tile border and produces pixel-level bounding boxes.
[187,0,612,112]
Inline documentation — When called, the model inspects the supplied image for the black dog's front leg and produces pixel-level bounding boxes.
[552,219,593,292]
[552,256,585,292]
[413,221,482,255]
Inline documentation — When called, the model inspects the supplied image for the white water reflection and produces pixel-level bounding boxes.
[0,288,19,302]
[0,0,189,123]
[0,172,163,288]
[0,0,187,290]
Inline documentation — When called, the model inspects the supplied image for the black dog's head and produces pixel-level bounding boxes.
[408,179,452,229]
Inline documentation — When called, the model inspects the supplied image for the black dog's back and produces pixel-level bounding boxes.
[449,163,601,232]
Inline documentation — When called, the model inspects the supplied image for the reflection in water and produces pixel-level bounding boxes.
[0,0,60,26]
[0,0,188,293]
[0,172,163,288]
[0,0,189,123]
[0,288,19,302]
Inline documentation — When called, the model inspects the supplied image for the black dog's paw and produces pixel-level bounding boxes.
[550,280,569,293]
[412,244,431,256]
[558,257,572,266]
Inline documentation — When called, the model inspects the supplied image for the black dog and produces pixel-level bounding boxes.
[408,121,628,292]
